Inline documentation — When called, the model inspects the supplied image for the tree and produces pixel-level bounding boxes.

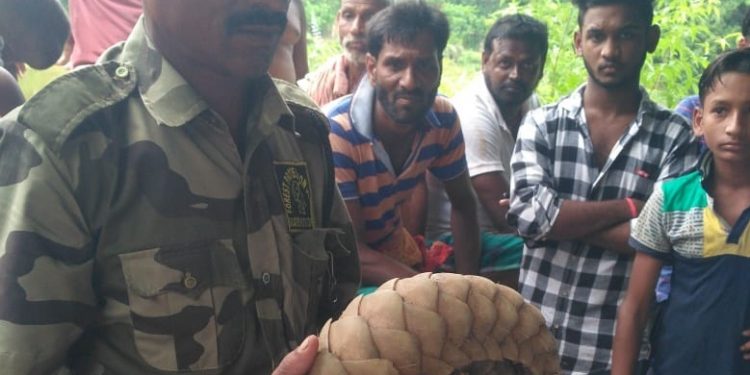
[306,0,736,107]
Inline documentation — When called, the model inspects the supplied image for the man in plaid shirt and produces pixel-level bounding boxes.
[506,0,699,373]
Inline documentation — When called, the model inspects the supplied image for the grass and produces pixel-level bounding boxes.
[17,65,67,99]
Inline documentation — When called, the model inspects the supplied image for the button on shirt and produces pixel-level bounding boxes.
[507,85,699,374]
[0,20,358,374]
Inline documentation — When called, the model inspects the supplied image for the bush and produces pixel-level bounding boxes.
[305,0,738,107]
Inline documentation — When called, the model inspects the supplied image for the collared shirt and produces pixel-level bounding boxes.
[507,85,699,374]
[426,74,538,239]
[0,20,358,374]
[631,152,750,375]
[298,54,364,107]
[326,78,467,253]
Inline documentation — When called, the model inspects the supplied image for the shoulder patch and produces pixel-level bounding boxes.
[17,61,137,152]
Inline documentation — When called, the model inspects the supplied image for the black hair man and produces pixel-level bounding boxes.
[426,14,548,289]
[326,1,481,287]
[506,0,700,373]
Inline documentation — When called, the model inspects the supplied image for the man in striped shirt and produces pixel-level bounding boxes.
[506,0,699,373]
[326,2,480,286]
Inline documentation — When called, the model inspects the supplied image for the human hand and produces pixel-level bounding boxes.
[271,335,319,375]
[741,330,750,360]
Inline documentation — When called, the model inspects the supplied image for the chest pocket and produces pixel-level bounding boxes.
[119,239,248,372]
[290,227,349,334]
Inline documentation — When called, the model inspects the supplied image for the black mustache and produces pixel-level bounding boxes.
[499,82,527,91]
[225,9,287,34]
[394,90,425,99]
[600,62,622,70]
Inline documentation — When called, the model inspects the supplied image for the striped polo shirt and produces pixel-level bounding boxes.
[630,153,750,375]
[325,78,467,252]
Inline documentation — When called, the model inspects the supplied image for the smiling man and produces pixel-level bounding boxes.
[299,0,389,106]
[0,0,359,374]
[327,2,480,287]
[506,0,699,373]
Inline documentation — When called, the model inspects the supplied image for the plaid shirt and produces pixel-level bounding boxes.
[508,86,699,374]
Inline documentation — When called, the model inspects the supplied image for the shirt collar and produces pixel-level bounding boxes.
[562,84,656,128]
[118,18,293,131]
[698,149,714,181]
[473,74,534,131]
[349,76,441,141]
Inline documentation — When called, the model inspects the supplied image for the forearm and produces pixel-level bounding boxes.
[612,300,651,375]
[548,199,633,240]
[402,177,427,236]
[477,193,514,233]
[450,205,481,275]
[613,253,662,375]
[358,242,418,285]
[473,173,514,233]
[584,222,635,256]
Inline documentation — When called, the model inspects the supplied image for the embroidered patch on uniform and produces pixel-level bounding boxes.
[274,162,315,231]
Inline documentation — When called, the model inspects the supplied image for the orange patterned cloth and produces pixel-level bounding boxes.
[380,227,424,268]
[302,54,364,107]
[419,237,453,272]
[379,228,454,272]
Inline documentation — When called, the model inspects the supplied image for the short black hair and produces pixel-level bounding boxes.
[698,48,750,104]
[339,0,390,9]
[483,14,549,64]
[743,7,750,37]
[572,0,655,27]
[366,1,450,59]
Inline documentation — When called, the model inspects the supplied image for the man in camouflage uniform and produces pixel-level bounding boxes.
[0,0,359,374]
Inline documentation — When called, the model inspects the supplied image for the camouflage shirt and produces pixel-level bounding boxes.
[0,20,359,375]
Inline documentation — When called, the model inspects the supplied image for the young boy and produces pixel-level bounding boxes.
[613,48,750,375]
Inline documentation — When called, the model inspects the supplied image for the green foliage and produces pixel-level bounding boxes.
[434,2,486,49]
[646,0,728,107]
[306,1,339,38]
[492,0,732,107]
[305,0,739,108]
[307,36,342,73]
[23,0,746,108]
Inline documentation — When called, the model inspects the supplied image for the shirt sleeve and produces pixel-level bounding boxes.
[327,118,360,200]
[629,186,672,260]
[458,102,505,177]
[656,115,700,182]
[428,105,468,182]
[0,120,96,373]
[507,108,562,240]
